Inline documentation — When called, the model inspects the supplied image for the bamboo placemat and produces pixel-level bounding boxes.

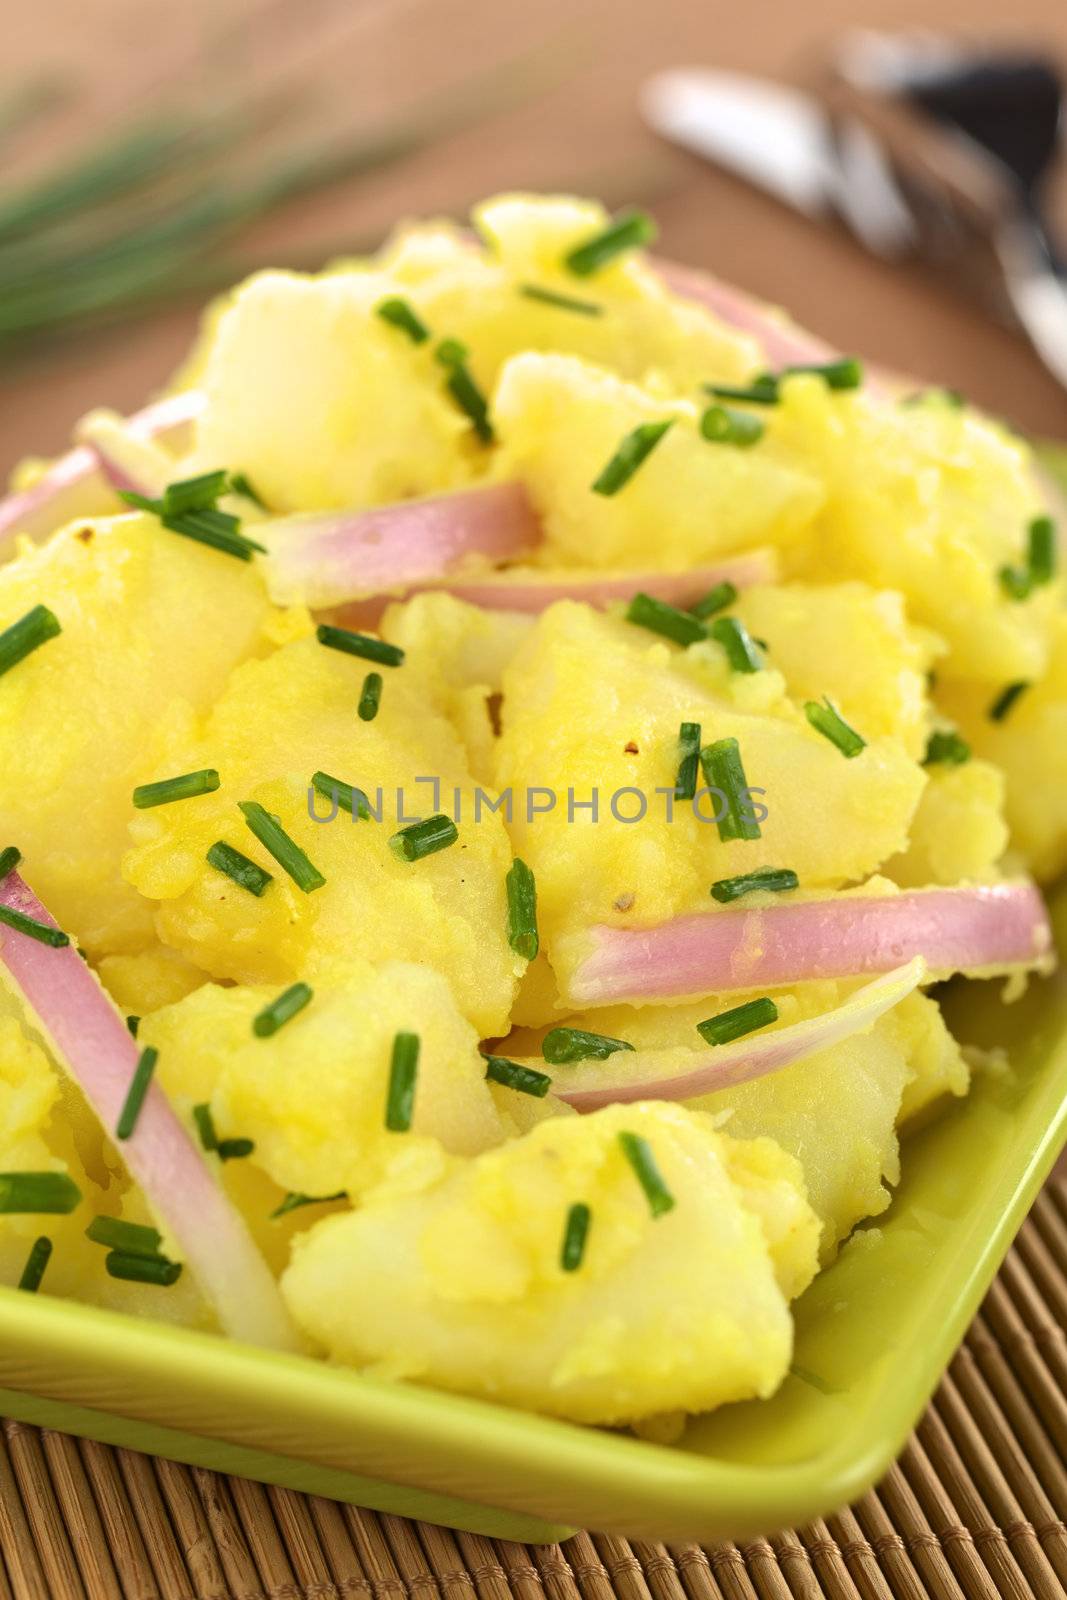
[0,1179,1064,1600]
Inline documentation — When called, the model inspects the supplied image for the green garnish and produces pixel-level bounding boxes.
[105,1251,181,1287]
[0,845,21,879]
[311,771,372,820]
[270,1190,348,1220]
[0,1171,80,1214]
[385,1032,419,1132]
[0,904,69,947]
[85,1216,163,1258]
[375,295,430,344]
[703,377,779,405]
[192,1103,217,1152]
[989,681,1030,722]
[120,489,265,562]
[625,592,706,646]
[697,996,778,1046]
[217,1138,255,1161]
[709,615,762,673]
[706,359,863,405]
[564,208,656,276]
[229,472,266,509]
[0,604,61,678]
[592,420,673,496]
[923,730,971,766]
[132,768,220,809]
[689,581,737,620]
[999,514,1057,599]
[560,1202,591,1271]
[435,338,494,442]
[205,840,273,897]
[505,858,539,960]
[126,1015,140,1038]
[17,1236,52,1293]
[484,1055,552,1098]
[389,814,458,862]
[116,1047,157,1141]
[358,671,383,721]
[253,982,313,1038]
[804,697,867,758]
[316,623,404,668]
[542,1027,634,1065]
[617,1131,674,1217]
[699,737,761,841]
[710,868,798,904]
[238,802,326,892]
[700,404,765,446]
[674,722,702,801]
[160,470,228,516]
[519,283,603,315]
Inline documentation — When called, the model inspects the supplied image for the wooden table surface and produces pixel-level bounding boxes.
[3,0,1067,481]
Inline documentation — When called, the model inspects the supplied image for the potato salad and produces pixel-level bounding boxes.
[0,193,1060,1429]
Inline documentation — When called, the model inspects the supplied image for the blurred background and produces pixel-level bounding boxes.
[2,0,1067,483]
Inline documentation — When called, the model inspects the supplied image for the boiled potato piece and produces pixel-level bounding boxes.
[281,1102,819,1424]
[883,991,970,1125]
[885,759,1008,887]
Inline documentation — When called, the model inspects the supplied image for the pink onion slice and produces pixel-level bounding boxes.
[551,959,925,1111]
[0,391,204,557]
[0,871,300,1351]
[564,882,1053,1006]
[255,481,541,609]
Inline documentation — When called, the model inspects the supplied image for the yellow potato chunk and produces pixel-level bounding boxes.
[0,513,273,955]
[885,759,1008,887]
[882,991,970,1125]
[281,1102,819,1424]
[493,353,823,570]
[123,636,519,1036]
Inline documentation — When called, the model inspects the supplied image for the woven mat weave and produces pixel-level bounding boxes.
[0,1179,1064,1600]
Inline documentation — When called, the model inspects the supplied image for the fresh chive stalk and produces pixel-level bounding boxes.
[132,768,220,809]
[989,681,1030,721]
[253,982,313,1038]
[389,814,458,861]
[705,358,862,404]
[674,722,702,801]
[519,284,602,315]
[560,1202,591,1271]
[229,472,265,508]
[116,1047,158,1140]
[358,671,383,721]
[0,604,61,678]
[617,1131,675,1217]
[0,845,20,878]
[434,338,494,442]
[923,730,971,766]
[700,404,765,446]
[505,858,539,960]
[625,592,707,646]
[0,904,69,947]
[564,208,656,276]
[1000,514,1057,599]
[206,840,273,897]
[238,801,326,892]
[311,770,371,820]
[375,295,430,344]
[697,996,778,1046]
[161,470,228,515]
[85,1215,162,1258]
[120,491,264,561]
[709,615,762,673]
[483,1055,552,1098]
[542,1027,634,1065]
[804,697,867,757]
[126,1015,140,1037]
[385,1032,420,1131]
[105,1251,182,1286]
[689,581,737,620]
[192,1103,217,1152]
[270,1190,348,1220]
[0,1171,80,1214]
[17,1236,52,1292]
[710,868,798,903]
[316,623,404,668]
[699,738,762,841]
[591,420,673,495]
[704,377,778,405]
[218,1138,255,1161]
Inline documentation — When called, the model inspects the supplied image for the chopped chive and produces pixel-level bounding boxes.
[804,697,867,758]
[0,904,69,947]
[85,1215,162,1258]
[697,996,778,1046]
[560,1202,591,1270]
[385,1032,420,1132]
[126,1015,140,1037]
[238,802,326,893]
[316,623,404,668]
[923,729,971,766]
[218,1138,255,1161]
[542,1027,634,1065]
[205,840,273,897]
[105,1250,182,1286]
[1028,515,1057,585]
[358,671,383,721]
[116,1046,157,1140]
[704,378,779,405]
[617,1131,674,1217]
[625,592,707,646]
[519,283,603,316]
[674,722,702,801]
[192,1103,217,1152]
[0,604,61,678]
[434,339,494,442]
[121,492,264,561]
[999,563,1032,601]
[710,868,799,903]
[506,858,539,960]
[989,680,1030,721]
[17,1236,52,1292]
[0,1172,80,1214]
[700,404,765,446]
[776,357,863,390]
[564,208,656,276]
[229,471,266,508]
[132,768,220,809]
[311,770,371,820]
[0,846,21,879]
[699,737,761,842]
[689,581,737,620]
[389,814,458,862]
[253,982,313,1038]
[375,295,430,344]
[270,1190,348,1220]
[710,615,762,673]
[483,1055,552,1098]
[161,470,229,516]
[591,420,673,495]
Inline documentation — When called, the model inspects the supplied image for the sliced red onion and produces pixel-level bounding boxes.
[553,958,926,1111]
[0,872,300,1351]
[654,259,838,370]
[0,391,204,557]
[565,882,1053,1006]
